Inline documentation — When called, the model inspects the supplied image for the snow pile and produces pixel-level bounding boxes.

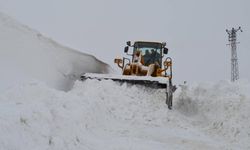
[0,79,249,150]
[0,12,110,91]
[175,80,250,149]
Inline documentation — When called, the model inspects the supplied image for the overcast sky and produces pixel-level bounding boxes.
[0,0,249,84]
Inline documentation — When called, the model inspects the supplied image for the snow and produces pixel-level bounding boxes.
[0,79,249,150]
[0,12,250,150]
[0,12,110,92]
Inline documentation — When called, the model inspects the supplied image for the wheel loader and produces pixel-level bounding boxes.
[81,41,176,109]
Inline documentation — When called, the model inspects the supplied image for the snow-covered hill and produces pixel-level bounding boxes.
[0,79,249,150]
[0,12,110,92]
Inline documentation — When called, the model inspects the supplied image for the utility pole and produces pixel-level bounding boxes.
[226,27,242,82]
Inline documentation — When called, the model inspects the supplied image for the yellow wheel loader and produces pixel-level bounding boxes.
[81,41,176,109]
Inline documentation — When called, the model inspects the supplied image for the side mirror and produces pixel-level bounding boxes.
[163,47,168,54]
[124,46,129,53]
[126,41,131,46]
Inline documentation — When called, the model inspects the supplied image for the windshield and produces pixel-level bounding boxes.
[133,42,162,66]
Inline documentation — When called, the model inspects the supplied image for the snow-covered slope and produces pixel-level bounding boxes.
[0,79,249,150]
[0,12,110,91]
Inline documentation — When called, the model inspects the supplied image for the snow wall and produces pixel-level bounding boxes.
[0,12,110,92]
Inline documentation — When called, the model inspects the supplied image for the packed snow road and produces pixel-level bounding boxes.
[0,79,249,150]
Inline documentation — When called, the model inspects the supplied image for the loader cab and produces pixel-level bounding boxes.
[132,41,167,67]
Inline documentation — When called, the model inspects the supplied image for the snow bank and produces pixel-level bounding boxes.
[0,79,249,150]
[0,12,110,91]
[175,80,250,149]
